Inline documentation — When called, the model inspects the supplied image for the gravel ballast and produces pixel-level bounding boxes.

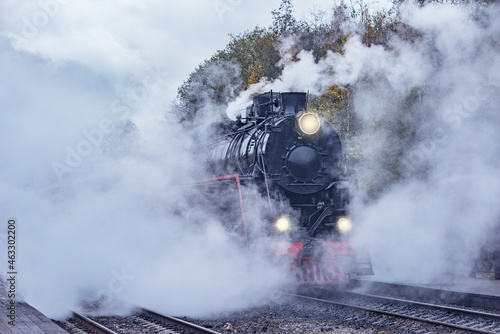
[179,293,472,333]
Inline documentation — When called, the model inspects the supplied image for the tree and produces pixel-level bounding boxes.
[271,0,297,36]
[172,25,282,123]
[173,59,243,122]
[221,27,281,87]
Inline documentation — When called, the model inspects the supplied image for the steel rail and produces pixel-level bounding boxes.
[141,307,222,334]
[286,292,500,334]
[72,312,119,334]
[343,289,500,323]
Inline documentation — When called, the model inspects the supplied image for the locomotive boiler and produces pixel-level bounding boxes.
[207,91,372,283]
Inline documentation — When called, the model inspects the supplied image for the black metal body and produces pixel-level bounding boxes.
[210,91,349,238]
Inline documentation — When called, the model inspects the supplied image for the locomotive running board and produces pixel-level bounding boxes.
[356,262,375,276]
[354,252,375,276]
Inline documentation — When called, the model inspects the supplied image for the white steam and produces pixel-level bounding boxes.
[226,41,337,119]
[341,4,500,282]
[343,4,500,281]
[0,45,286,318]
[0,2,290,318]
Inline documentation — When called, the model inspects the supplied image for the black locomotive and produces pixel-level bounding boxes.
[206,91,372,283]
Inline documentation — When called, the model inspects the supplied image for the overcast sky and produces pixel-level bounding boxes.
[0,0,392,103]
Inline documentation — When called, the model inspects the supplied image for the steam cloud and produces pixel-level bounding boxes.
[0,41,287,318]
[229,3,500,282]
[341,4,500,282]
[0,2,290,319]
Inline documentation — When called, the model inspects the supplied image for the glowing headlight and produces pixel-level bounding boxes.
[298,113,321,135]
[275,215,292,233]
[337,217,353,233]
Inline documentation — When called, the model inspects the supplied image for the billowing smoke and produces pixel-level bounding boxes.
[226,38,336,119]
[228,3,500,282]
[0,41,287,318]
[0,2,291,319]
[337,3,500,282]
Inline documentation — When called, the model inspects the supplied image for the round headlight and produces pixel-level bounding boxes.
[337,217,353,233]
[275,215,292,233]
[298,113,321,135]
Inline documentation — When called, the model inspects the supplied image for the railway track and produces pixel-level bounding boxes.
[59,308,221,334]
[141,308,222,334]
[350,278,500,310]
[59,312,119,334]
[290,287,500,333]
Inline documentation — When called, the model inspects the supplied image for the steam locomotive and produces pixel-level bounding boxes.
[206,91,372,283]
